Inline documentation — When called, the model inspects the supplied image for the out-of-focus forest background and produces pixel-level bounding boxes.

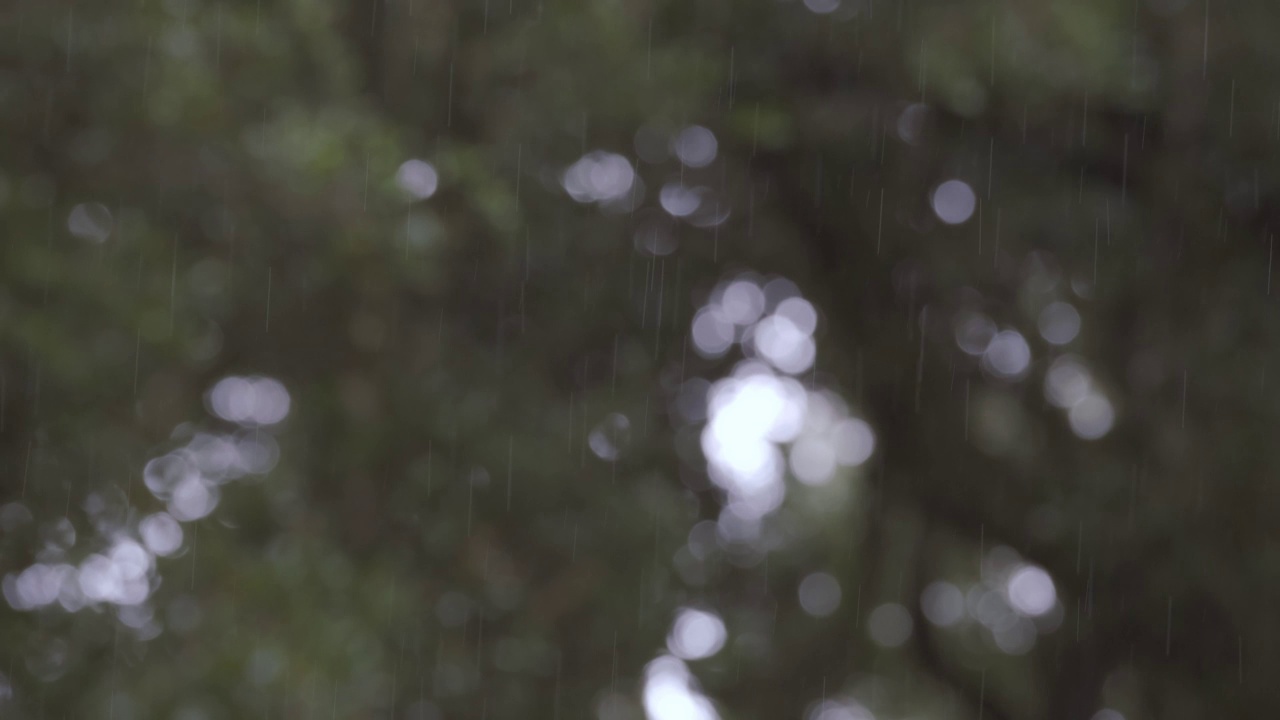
[2,0,1277,718]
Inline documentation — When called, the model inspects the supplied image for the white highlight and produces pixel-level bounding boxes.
[642,656,720,720]
[563,152,635,204]
[982,330,1031,379]
[752,315,816,375]
[932,180,976,224]
[139,513,184,556]
[396,159,439,200]
[692,307,735,358]
[660,184,703,217]
[1006,565,1056,617]
[666,608,727,660]
[673,126,718,168]
[1045,356,1093,409]
[1068,394,1114,440]
[1038,302,1081,345]
[721,281,767,326]
[208,376,291,426]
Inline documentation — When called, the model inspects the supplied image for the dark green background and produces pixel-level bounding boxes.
[1,0,1275,718]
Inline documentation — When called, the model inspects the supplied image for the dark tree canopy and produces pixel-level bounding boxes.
[1,1,1277,718]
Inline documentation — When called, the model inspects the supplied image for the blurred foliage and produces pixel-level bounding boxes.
[2,0,1279,718]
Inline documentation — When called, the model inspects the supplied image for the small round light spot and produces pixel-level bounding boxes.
[666,608,727,660]
[68,203,113,243]
[396,159,439,201]
[139,513,184,557]
[868,603,913,647]
[673,126,718,168]
[1045,356,1093,409]
[932,180,976,225]
[1006,565,1056,617]
[1038,302,1081,345]
[1068,394,1114,440]
[798,572,842,617]
[921,581,965,627]
[982,330,1031,379]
